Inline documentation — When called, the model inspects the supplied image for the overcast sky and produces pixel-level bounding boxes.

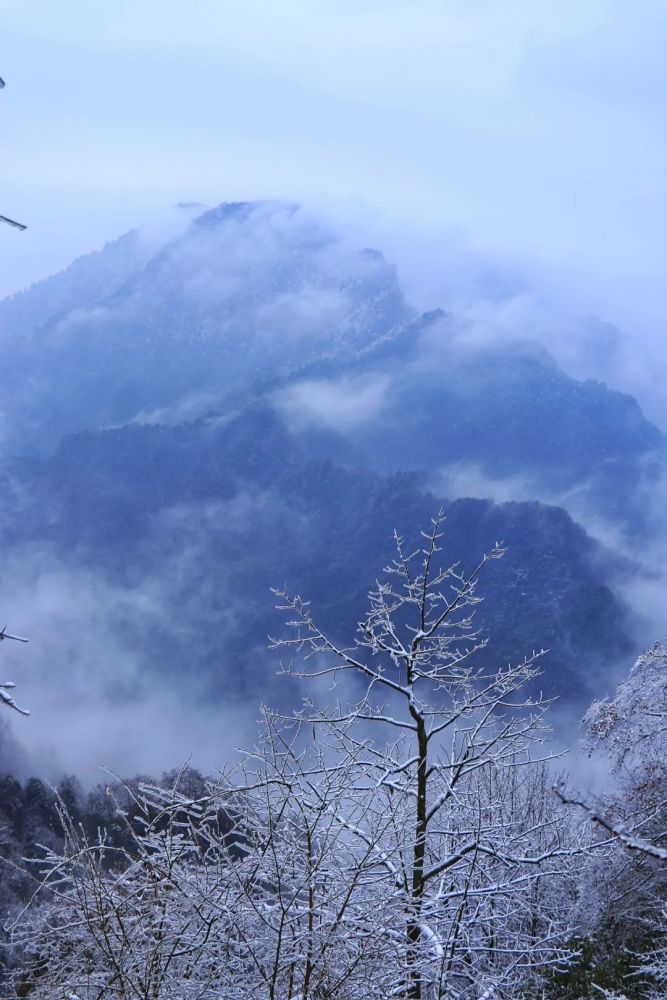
[1,1,666,348]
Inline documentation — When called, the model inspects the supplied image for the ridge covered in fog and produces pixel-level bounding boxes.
[0,201,661,776]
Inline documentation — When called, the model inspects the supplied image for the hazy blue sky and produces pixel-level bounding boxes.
[1,1,666,345]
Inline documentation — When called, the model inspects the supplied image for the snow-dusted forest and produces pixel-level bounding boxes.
[0,518,665,997]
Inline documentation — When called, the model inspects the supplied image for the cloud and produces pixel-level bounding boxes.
[274,373,392,432]
[254,288,351,341]
[129,390,224,428]
[430,464,543,507]
[0,486,320,783]
[0,548,237,782]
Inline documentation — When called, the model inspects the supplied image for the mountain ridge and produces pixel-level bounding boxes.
[0,200,659,748]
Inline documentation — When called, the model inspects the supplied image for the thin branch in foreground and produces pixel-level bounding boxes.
[554,785,667,861]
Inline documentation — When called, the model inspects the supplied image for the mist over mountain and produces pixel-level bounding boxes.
[2,202,663,531]
[0,200,663,777]
[0,203,410,452]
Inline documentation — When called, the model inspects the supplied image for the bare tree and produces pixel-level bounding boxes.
[9,515,594,999]
[0,73,27,231]
[268,511,589,998]
[0,628,29,716]
[555,642,667,998]
[9,777,235,999]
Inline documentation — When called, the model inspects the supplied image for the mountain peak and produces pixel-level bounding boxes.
[192,200,299,231]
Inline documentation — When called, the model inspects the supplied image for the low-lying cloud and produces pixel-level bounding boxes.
[274,373,391,432]
[0,506,287,784]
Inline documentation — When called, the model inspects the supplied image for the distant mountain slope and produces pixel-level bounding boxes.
[0,228,151,338]
[0,200,661,751]
[275,333,665,536]
[2,408,633,711]
[0,200,662,542]
[0,202,412,452]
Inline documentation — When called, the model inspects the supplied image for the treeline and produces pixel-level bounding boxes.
[0,768,216,983]
[0,759,662,998]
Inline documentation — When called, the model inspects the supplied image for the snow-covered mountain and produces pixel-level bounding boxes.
[0,202,411,451]
[1,201,662,538]
[0,201,662,757]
